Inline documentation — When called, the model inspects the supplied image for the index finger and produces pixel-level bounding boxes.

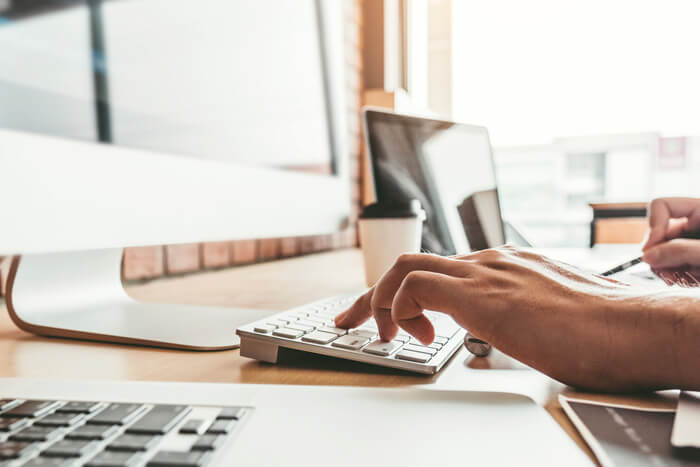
[334,288,373,329]
[643,198,700,250]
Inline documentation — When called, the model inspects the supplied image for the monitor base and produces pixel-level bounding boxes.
[5,249,272,350]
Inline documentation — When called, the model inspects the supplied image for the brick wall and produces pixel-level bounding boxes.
[120,0,365,282]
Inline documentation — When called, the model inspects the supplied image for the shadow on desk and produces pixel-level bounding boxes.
[238,346,440,386]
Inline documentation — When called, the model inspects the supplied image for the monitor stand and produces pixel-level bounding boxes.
[4,249,271,350]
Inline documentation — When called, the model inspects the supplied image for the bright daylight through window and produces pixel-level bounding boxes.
[451,0,700,246]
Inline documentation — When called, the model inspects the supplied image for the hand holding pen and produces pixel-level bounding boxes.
[641,197,700,287]
[600,230,700,279]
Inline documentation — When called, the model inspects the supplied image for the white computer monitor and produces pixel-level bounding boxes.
[0,0,350,349]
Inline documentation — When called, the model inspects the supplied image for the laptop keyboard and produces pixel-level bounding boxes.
[237,295,466,374]
[0,399,250,466]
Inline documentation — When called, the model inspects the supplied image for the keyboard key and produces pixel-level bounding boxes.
[0,417,29,431]
[191,434,225,451]
[433,336,449,345]
[428,342,443,350]
[272,328,304,339]
[331,335,369,350]
[35,413,83,427]
[301,331,338,345]
[362,340,403,357]
[266,320,288,328]
[126,405,190,435]
[86,450,140,467]
[274,317,297,325]
[285,323,314,333]
[393,335,410,343]
[42,440,97,458]
[56,401,102,414]
[428,314,460,338]
[0,441,33,459]
[108,434,159,451]
[147,450,210,467]
[316,311,338,318]
[179,419,210,435]
[253,324,276,333]
[360,321,379,329]
[296,319,320,329]
[88,404,144,426]
[206,419,236,434]
[304,317,328,326]
[2,400,59,418]
[318,326,347,336]
[0,399,20,411]
[10,426,62,442]
[396,350,432,363]
[23,457,73,467]
[404,344,437,356]
[216,407,246,420]
[349,329,376,339]
[66,424,120,441]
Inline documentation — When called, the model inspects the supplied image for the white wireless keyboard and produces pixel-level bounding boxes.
[236,294,466,374]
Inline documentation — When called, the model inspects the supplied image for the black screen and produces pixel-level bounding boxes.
[365,110,505,255]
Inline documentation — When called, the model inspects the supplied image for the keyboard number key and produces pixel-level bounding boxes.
[403,344,438,356]
[362,340,403,357]
[396,350,432,363]
[349,329,376,339]
[147,451,210,467]
[318,326,347,336]
[86,450,140,467]
[0,418,29,432]
[301,331,338,345]
[331,335,369,350]
[286,323,314,333]
[206,419,236,434]
[272,328,304,339]
[254,324,276,333]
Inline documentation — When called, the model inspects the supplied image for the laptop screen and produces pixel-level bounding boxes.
[364,110,505,256]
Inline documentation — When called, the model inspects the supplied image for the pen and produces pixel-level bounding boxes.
[600,257,643,277]
[600,231,700,277]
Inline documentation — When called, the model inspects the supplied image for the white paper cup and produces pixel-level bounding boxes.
[358,201,425,287]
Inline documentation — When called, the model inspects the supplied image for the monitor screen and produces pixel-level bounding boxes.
[0,0,336,174]
[365,110,504,255]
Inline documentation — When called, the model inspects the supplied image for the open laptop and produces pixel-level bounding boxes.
[363,108,533,255]
[0,378,592,466]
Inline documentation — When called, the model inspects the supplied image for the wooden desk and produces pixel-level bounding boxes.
[0,248,679,464]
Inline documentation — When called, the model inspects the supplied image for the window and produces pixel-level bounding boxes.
[447,0,700,245]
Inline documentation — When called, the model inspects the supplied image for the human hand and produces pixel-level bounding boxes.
[334,247,655,390]
[642,197,700,286]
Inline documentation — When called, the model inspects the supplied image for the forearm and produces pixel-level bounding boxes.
[491,291,700,392]
[596,292,700,391]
